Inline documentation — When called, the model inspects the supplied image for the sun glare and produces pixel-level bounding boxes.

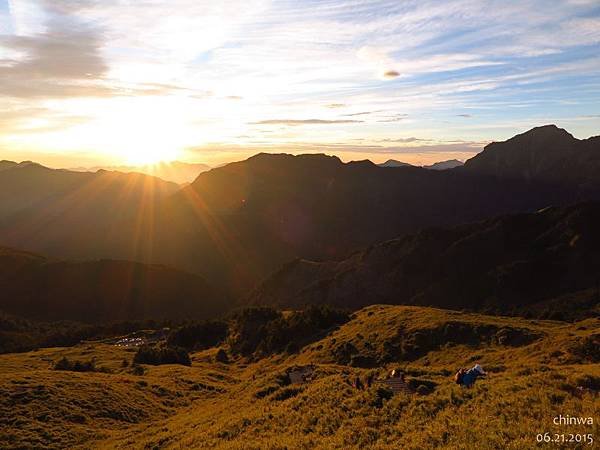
[122,145,180,165]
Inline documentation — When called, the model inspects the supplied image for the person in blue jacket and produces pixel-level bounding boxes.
[459,364,486,387]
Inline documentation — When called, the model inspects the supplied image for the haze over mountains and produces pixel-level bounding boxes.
[70,160,211,184]
[0,160,178,219]
[0,125,599,306]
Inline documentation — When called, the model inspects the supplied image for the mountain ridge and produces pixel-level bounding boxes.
[246,201,600,319]
[1,125,599,297]
[463,124,600,185]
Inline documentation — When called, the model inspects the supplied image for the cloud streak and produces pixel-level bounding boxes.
[250,119,364,126]
[0,4,109,99]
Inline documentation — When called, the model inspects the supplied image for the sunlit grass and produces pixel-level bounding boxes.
[1,306,598,449]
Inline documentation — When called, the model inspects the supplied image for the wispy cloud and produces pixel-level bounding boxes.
[1,0,599,166]
[0,2,109,99]
[250,119,364,126]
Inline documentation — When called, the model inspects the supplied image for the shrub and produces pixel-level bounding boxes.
[333,342,358,365]
[416,385,431,395]
[228,305,349,356]
[408,378,438,394]
[350,354,377,368]
[167,320,228,351]
[215,348,229,363]
[255,385,280,399]
[53,357,96,372]
[133,345,191,366]
[131,363,146,375]
[228,307,282,355]
[575,374,600,391]
[284,341,299,354]
[271,386,303,401]
[570,334,600,363]
[369,386,393,408]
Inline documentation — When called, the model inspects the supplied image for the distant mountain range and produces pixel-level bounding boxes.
[377,159,464,170]
[70,160,211,184]
[424,159,463,170]
[0,125,598,299]
[378,159,413,168]
[0,246,229,323]
[247,201,600,319]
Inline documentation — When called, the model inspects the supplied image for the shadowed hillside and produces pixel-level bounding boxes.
[0,161,177,220]
[0,246,229,323]
[152,126,600,294]
[248,202,600,319]
[0,162,178,261]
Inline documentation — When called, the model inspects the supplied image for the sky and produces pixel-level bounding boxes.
[0,0,599,168]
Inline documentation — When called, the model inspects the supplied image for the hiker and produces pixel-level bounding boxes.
[355,375,365,390]
[456,364,486,387]
[366,372,375,388]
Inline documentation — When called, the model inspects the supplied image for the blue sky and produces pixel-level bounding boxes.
[0,0,599,166]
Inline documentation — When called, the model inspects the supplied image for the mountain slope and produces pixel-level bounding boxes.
[0,246,229,323]
[247,202,600,318]
[0,162,178,261]
[463,124,600,186]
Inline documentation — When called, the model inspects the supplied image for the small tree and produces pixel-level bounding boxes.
[215,348,229,363]
[133,345,191,366]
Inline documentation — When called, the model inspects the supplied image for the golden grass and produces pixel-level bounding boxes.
[1,306,598,449]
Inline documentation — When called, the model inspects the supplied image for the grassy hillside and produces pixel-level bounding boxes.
[1,305,597,449]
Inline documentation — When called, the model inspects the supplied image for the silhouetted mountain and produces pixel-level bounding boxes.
[1,126,599,298]
[0,246,229,323]
[72,160,211,184]
[424,159,463,170]
[151,141,597,295]
[0,162,177,260]
[0,161,178,218]
[378,159,413,167]
[247,202,600,318]
[0,160,19,172]
[463,125,600,186]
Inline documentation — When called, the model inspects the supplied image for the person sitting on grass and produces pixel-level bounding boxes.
[455,364,486,388]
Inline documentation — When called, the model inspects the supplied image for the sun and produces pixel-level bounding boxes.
[80,97,187,166]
